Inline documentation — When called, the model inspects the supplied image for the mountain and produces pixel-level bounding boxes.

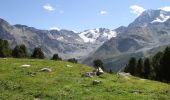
[79,28,116,43]
[129,9,170,28]
[83,9,170,72]
[0,18,115,59]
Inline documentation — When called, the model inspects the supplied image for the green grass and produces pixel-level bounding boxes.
[0,58,170,100]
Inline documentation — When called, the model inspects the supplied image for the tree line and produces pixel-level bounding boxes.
[0,39,79,62]
[124,46,170,83]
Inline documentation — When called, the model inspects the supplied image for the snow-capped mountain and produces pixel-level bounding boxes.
[83,9,170,72]
[79,28,117,43]
[129,9,170,28]
[0,18,117,60]
[151,13,170,23]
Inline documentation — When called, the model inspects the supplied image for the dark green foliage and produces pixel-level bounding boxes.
[124,46,170,83]
[67,58,78,63]
[0,39,11,57]
[31,47,45,59]
[152,52,163,80]
[160,47,170,82]
[12,44,28,58]
[124,57,136,75]
[93,59,104,70]
[144,58,151,79]
[135,58,144,77]
[51,53,62,61]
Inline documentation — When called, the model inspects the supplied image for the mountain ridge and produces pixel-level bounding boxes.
[0,18,115,60]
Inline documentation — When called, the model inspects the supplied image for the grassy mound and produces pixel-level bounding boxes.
[0,58,170,100]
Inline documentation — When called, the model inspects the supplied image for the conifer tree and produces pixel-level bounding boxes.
[135,58,144,77]
[144,58,151,79]
[31,47,45,59]
[0,39,11,57]
[124,57,136,75]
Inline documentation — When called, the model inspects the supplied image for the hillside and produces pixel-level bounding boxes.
[0,58,170,99]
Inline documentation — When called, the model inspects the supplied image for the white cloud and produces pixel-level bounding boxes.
[43,4,55,12]
[100,10,107,15]
[159,6,170,11]
[50,27,60,30]
[130,5,145,16]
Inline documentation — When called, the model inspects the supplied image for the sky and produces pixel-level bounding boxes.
[0,0,170,32]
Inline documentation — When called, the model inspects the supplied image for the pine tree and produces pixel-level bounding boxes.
[160,47,170,82]
[124,57,136,75]
[12,44,28,58]
[31,47,45,59]
[20,44,28,57]
[152,52,163,80]
[51,53,62,61]
[135,58,144,77]
[144,58,151,79]
[0,39,11,57]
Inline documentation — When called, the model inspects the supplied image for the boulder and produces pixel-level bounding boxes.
[82,72,96,77]
[118,72,130,79]
[66,65,73,67]
[93,67,104,76]
[40,68,52,72]
[92,80,101,85]
[21,64,31,68]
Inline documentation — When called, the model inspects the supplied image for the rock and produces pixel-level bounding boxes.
[66,65,73,67]
[3,58,7,60]
[34,98,40,100]
[82,72,96,77]
[118,72,130,79]
[93,67,104,76]
[21,64,31,68]
[92,80,101,85]
[40,68,52,72]
[140,79,146,81]
[118,72,130,77]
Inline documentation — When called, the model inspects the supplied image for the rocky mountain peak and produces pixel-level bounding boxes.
[128,9,170,28]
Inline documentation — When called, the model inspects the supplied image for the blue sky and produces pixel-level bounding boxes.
[0,0,170,32]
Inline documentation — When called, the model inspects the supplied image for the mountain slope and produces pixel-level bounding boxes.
[0,18,115,60]
[0,58,170,99]
[83,9,170,71]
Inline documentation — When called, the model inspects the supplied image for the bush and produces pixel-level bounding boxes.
[67,58,78,63]
[12,44,28,58]
[93,59,104,70]
[51,53,62,61]
[31,47,45,59]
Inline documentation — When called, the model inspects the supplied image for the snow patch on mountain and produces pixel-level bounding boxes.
[151,14,170,23]
[79,28,117,43]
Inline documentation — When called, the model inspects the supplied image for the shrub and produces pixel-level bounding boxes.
[12,44,28,58]
[51,53,62,61]
[67,58,78,63]
[31,47,45,59]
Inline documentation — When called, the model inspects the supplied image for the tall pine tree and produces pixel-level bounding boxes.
[144,58,151,79]
[135,58,144,77]
[124,57,136,75]
[160,47,170,82]
[31,47,45,59]
[0,39,11,57]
